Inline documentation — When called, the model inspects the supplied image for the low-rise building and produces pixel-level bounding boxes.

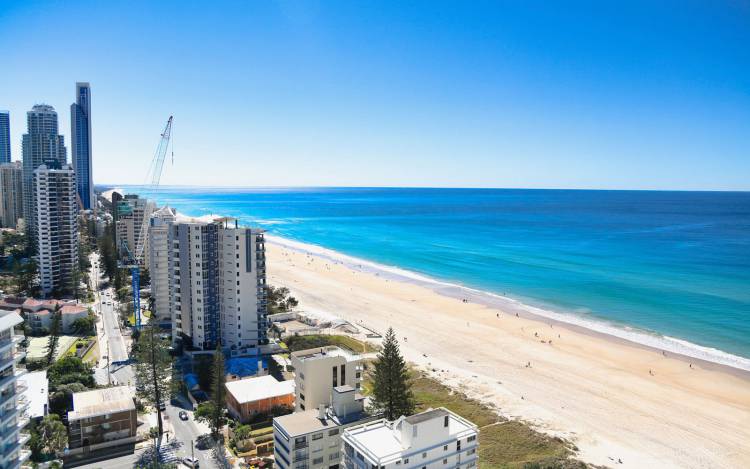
[226,375,295,423]
[342,408,479,469]
[21,298,88,334]
[291,346,363,412]
[66,386,138,457]
[274,385,378,469]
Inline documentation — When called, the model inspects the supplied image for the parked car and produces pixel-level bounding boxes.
[183,456,199,468]
[179,411,188,421]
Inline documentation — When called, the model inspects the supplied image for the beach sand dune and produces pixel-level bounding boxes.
[267,242,750,469]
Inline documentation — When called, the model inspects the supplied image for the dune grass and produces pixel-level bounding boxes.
[410,371,590,469]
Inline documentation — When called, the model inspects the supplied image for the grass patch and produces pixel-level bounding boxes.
[82,337,99,364]
[283,334,378,353]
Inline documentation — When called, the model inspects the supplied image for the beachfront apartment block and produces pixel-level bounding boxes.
[148,205,176,324]
[0,311,31,469]
[33,163,79,296]
[0,161,23,229]
[342,408,479,469]
[274,384,378,469]
[291,346,364,412]
[169,217,268,354]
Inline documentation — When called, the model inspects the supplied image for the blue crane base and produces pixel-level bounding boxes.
[131,266,141,328]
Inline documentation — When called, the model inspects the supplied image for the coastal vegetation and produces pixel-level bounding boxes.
[409,372,589,469]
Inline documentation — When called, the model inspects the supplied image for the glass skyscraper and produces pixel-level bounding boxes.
[71,82,94,210]
[0,111,10,163]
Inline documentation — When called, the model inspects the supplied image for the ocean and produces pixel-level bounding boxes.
[123,187,750,369]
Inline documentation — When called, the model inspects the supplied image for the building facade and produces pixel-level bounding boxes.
[115,194,151,264]
[71,82,94,210]
[148,206,176,324]
[291,346,364,412]
[0,161,23,228]
[33,164,78,296]
[0,311,31,469]
[0,111,10,163]
[66,386,137,459]
[274,380,376,469]
[226,375,295,423]
[342,408,479,469]
[169,218,268,353]
[21,298,88,334]
[22,105,67,243]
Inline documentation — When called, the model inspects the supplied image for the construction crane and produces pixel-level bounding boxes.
[119,116,173,328]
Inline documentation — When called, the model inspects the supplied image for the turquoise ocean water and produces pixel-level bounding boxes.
[124,187,750,369]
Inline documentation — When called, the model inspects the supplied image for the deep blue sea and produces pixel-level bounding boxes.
[125,187,750,367]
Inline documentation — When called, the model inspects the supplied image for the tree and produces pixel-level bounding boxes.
[12,259,38,296]
[49,382,88,418]
[265,285,299,314]
[71,315,96,336]
[370,327,415,420]
[134,324,172,436]
[45,305,63,366]
[209,343,227,439]
[36,414,68,456]
[47,356,95,388]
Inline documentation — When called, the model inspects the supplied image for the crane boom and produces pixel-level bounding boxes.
[120,115,173,328]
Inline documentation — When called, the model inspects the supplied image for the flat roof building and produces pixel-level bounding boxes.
[67,386,138,461]
[226,375,295,423]
[342,408,479,469]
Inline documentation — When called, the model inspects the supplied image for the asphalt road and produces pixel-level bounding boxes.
[164,398,220,469]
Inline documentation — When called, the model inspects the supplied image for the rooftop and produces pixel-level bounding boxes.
[343,408,478,463]
[225,375,294,404]
[0,312,23,332]
[19,371,48,419]
[292,346,360,363]
[69,386,135,421]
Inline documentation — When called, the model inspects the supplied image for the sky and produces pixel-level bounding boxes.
[1,0,749,190]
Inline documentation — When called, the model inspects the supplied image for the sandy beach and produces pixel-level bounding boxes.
[266,239,750,469]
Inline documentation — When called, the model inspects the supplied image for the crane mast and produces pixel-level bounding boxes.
[120,116,173,328]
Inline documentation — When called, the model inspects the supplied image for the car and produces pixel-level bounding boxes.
[183,457,199,468]
[158,402,166,411]
[179,411,189,421]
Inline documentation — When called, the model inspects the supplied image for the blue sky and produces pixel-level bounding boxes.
[1,0,748,190]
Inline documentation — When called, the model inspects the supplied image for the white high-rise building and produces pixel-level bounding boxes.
[34,164,78,296]
[169,218,268,354]
[148,206,176,325]
[0,161,23,228]
[342,408,479,469]
[0,311,32,469]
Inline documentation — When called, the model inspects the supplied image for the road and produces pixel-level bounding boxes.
[90,252,134,387]
[164,399,219,469]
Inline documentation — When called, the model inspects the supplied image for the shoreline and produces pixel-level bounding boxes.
[264,234,750,468]
[265,234,750,375]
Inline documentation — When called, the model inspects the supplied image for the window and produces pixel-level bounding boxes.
[444,415,449,427]
[443,459,447,465]
[340,364,345,384]
[329,453,339,461]
[332,366,337,387]
[328,429,339,436]
[312,433,323,441]
[467,435,476,442]
[404,459,409,464]
[443,445,448,451]
[467,448,476,455]
[422,452,427,459]
[313,457,324,465]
